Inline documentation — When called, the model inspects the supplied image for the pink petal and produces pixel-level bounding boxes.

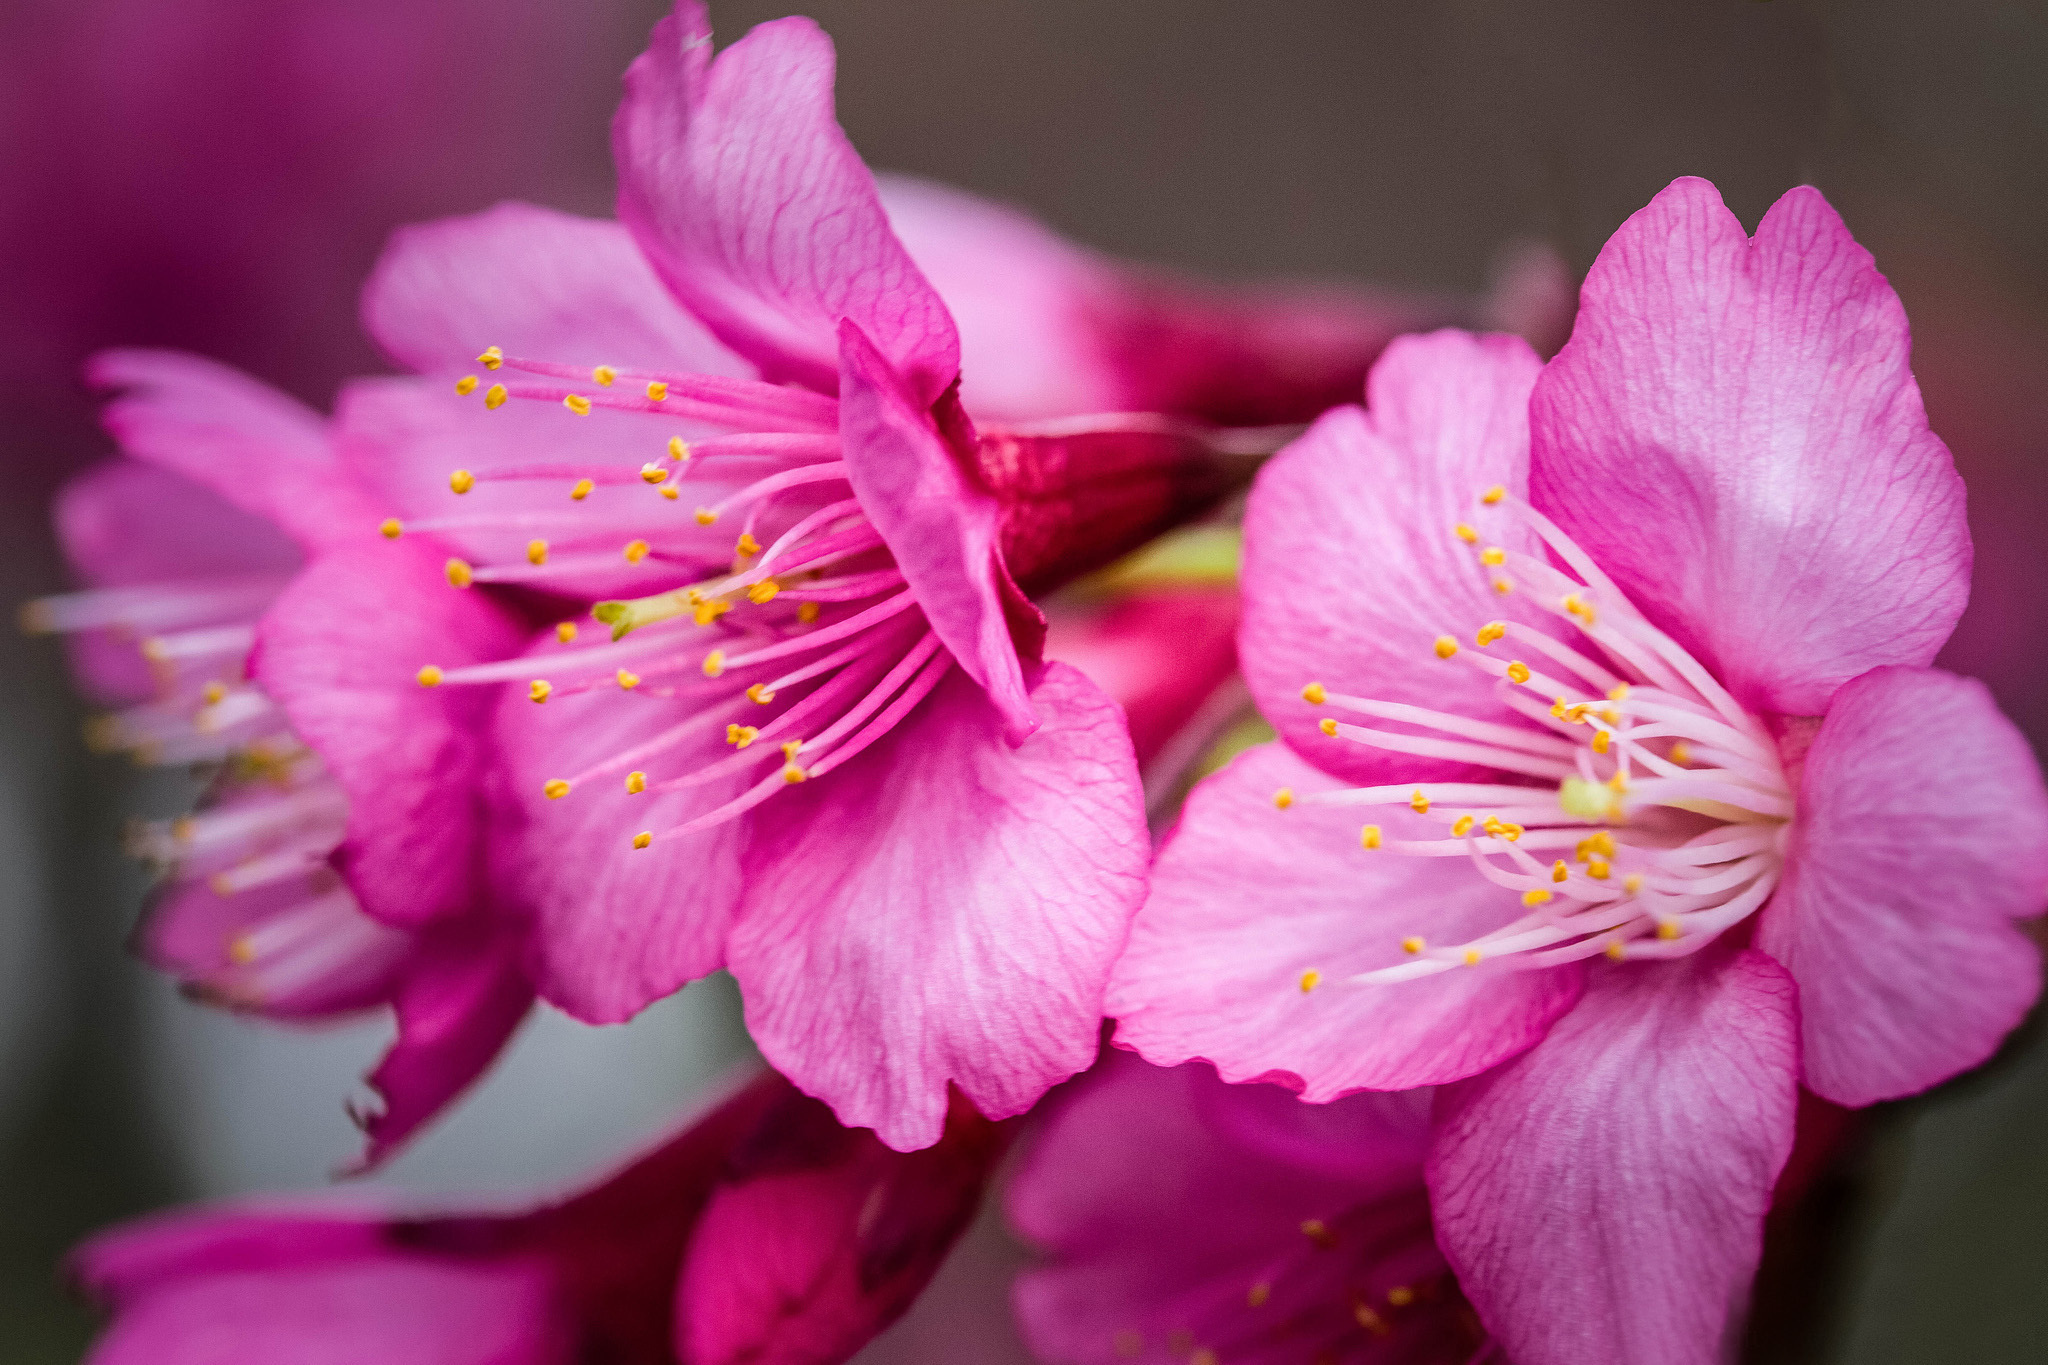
[1427,949,1799,1365]
[1238,329,1555,785]
[1109,743,1583,1097]
[361,200,748,379]
[250,541,526,930]
[137,876,403,1020]
[838,319,1035,740]
[727,662,1148,1150]
[88,350,381,554]
[1528,178,1971,716]
[1758,666,2048,1105]
[1043,588,1240,769]
[493,662,746,1025]
[614,3,959,403]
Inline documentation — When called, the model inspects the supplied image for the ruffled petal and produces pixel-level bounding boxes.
[1239,330,1555,786]
[614,3,959,402]
[1110,743,1584,1096]
[1428,949,1799,1365]
[362,201,747,378]
[250,540,526,929]
[727,662,1148,1150]
[838,320,1035,740]
[1528,177,1971,716]
[1758,666,2048,1105]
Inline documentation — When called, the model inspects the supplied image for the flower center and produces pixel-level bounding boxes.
[1287,488,1793,983]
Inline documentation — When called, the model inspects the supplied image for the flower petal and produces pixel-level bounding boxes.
[1758,666,2048,1105]
[362,200,747,378]
[837,319,1035,740]
[1528,177,1971,715]
[614,3,959,402]
[1043,588,1240,770]
[1427,948,1799,1365]
[1238,329,1555,786]
[727,662,1148,1150]
[137,876,405,1019]
[1109,743,1584,1097]
[250,540,526,929]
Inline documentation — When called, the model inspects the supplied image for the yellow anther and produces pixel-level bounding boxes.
[1601,707,1620,725]
[693,599,731,626]
[485,383,508,409]
[661,485,680,500]
[726,724,759,749]
[1522,888,1553,907]
[1354,1306,1389,1336]
[1588,859,1612,880]
[747,579,781,605]
[1479,546,1506,566]
[1301,681,1327,704]
[1607,769,1629,793]
[694,507,717,525]
[1552,860,1569,883]
[626,771,647,794]
[746,684,776,704]
[449,469,476,494]
[1656,920,1682,941]
[1482,484,1507,504]
[1387,1286,1416,1308]
[445,559,473,588]
[1670,742,1692,766]
[1248,1282,1273,1308]
[1361,824,1382,849]
[1274,787,1295,810]
[556,621,578,643]
[380,518,403,539]
[1402,935,1425,954]
[564,394,592,416]
[1492,575,1514,595]
[1592,730,1611,755]
[1475,622,1506,647]
[1564,702,1592,724]
[571,478,594,501]
[544,778,570,800]
[416,665,444,687]
[1299,970,1320,994]
[1624,873,1644,894]
[1497,822,1524,841]
[1588,830,1616,857]
[1433,635,1459,660]
[1318,717,1338,737]
[454,375,479,396]
[1463,948,1484,966]
[781,764,807,784]
[616,669,640,690]
[1300,1219,1335,1248]
[203,681,227,705]
[633,831,653,849]
[648,381,670,402]
[1506,661,1532,684]
[623,539,651,563]
[592,365,617,387]
[668,435,688,460]
[1562,592,1584,617]
[735,533,762,558]
[526,539,549,566]
[1451,814,1475,837]
[1454,523,1479,544]
[1606,941,1627,961]
[1410,789,1430,814]
[477,346,504,370]
[781,740,803,760]
[702,650,726,678]
[797,601,821,624]
[1607,683,1631,701]
[528,679,551,704]
[1550,696,1569,719]
[641,463,669,485]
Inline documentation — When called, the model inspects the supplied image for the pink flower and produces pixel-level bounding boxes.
[1110,178,2048,1364]
[29,350,531,1168]
[1009,1053,1494,1365]
[71,1068,1008,1365]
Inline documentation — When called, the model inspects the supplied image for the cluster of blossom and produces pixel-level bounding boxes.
[30,5,2048,1364]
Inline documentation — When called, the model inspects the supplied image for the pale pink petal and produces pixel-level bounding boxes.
[1109,743,1583,1097]
[1758,666,2048,1105]
[727,662,1148,1150]
[1428,949,1799,1365]
[1239,329,1556,786]
[1528,177,1971,716]
[250,541,526,929]
[361,201,748,378]
[137,877,402,1020]
[88,350,381,553]
[838,320,1035,740]
[614,3,959,403]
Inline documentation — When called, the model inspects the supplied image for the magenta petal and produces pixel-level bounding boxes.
[1528,177,1971,716]
[88,350,381,554]
[1239,329,1553,785]
[1110,744,1583,1096]
[838,319,1035,740]
[138,877,403,1020]
[361,200,746,378]
[614,3,960,403]
[728,662,1148,1150]
[251,541,526,929]
[1759,666,2048,1105]
[1428,949,1799,1365]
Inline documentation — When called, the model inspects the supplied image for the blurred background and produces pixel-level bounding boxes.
[3,0,2045,1360]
